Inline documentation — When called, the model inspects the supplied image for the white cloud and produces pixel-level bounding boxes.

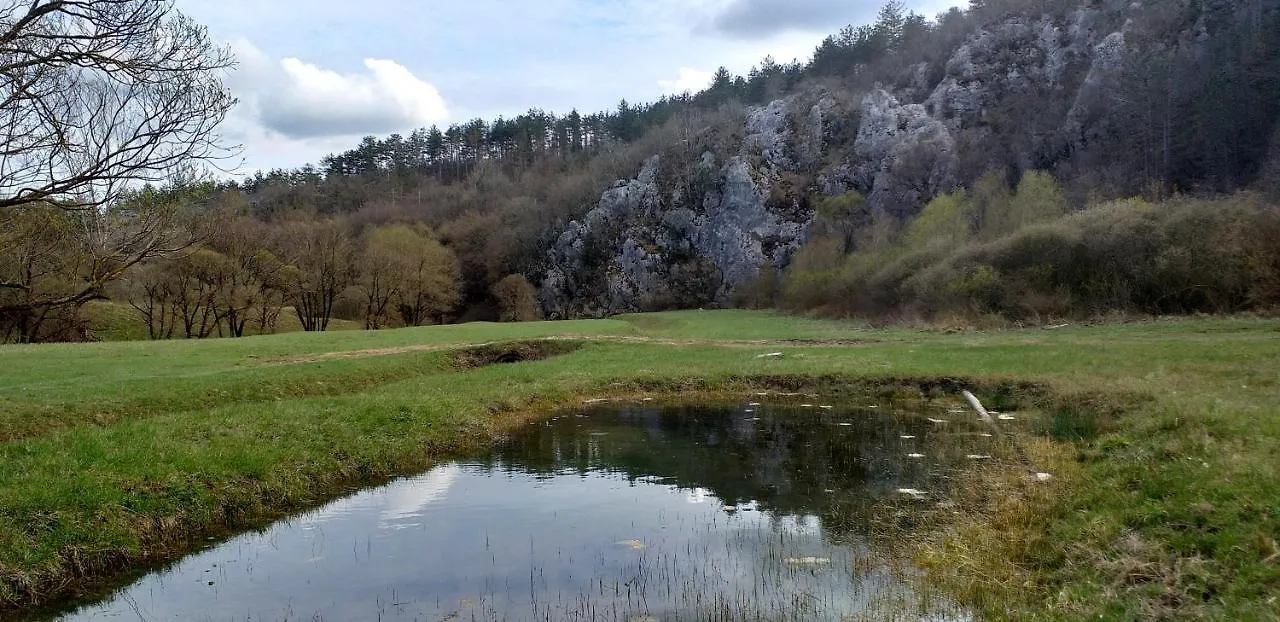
[227,39,448,141]
[658,67,713,95]
[209,38,453,173]
[260,57,448,139]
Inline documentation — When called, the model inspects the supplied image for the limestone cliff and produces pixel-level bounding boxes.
[540,0,1280,317]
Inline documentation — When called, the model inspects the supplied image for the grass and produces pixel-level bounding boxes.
[1,310,1278,619]
[78,301,366,343]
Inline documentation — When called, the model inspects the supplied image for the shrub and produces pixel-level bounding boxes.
[783,187,1280,323]
[491,274,541,322]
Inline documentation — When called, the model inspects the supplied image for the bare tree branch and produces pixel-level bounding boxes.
[0,0,237,211]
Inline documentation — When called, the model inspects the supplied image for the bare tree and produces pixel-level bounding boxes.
[0,188,196,341]
[490,274,540,322]
[0,0,236,212]
[278,219,353,332]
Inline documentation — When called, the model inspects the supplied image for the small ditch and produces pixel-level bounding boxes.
[448,339,582,368]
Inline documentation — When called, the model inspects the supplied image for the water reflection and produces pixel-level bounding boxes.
[52,401,984,621]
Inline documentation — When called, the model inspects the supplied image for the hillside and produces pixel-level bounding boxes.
[3,0,1279,342]
[242,0,1280,318]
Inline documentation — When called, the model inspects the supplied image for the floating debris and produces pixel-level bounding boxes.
[748,402,762,406]
[927,418,948,424]
[801,404,814,408]
[979,433,994,438]
[897,488,927,500]
[754,392,770,397]
[755,352,784,359]
[751,417,761,421]
[641,397,654,402]
[998,414,1017,421]
[966,455,992,460]
[589,432,609,437]
[744,409,755,413]
[866,405,880,409]
[838,422,853,427]
[900,435,916,439]
[819,405,834,410]
[723,505,737,511]
[784,556,832,566]
[615,539,647,550]
[906,453,925,459]
[1034,472,1054,482]
[583,398,607,405]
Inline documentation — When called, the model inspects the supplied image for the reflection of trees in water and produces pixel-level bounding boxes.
[475,404,983,538]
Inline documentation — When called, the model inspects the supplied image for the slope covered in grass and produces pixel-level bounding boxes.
[1,311,1277,618]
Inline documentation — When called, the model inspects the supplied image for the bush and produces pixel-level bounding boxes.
[490,274,541,322]
[779,235,846,312]
[782,189,1280,323]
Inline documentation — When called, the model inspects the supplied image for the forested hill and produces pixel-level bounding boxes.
[225,0,1280,320]
[8,0,1278,342]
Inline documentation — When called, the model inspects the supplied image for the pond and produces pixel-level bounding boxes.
[52,398,996,621]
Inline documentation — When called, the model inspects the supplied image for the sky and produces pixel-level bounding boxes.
[175,0,961,175]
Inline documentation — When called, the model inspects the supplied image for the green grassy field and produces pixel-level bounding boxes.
[1,310,1277,619]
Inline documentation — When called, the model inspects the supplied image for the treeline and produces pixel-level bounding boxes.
[766,172,1280,323]
[240,2,929,217]
[0,184,543,343]
[296,3,927,188]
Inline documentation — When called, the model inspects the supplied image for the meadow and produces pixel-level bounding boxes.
[1,310,1277,619]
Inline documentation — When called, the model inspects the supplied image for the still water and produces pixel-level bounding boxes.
[55,400,989,621]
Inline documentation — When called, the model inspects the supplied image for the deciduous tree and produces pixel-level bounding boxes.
[491,274,540,322]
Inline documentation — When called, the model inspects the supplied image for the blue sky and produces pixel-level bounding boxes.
[176,0,960,174]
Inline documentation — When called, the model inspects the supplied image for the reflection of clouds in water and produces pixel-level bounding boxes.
[290,464,461,531]
[294,490,383,531]
[380,464,460,525]
[685,487,711,504]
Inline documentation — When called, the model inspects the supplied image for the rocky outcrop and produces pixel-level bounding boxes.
[852,89,958,218]
[540,102,817,318]
[926,11,1102,122]
[539,0,1280,317]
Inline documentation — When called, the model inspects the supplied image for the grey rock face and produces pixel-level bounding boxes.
[853,89,957,219]
[1063,30,1128,147]
[925,10,1100,127]
[539,102,815,318]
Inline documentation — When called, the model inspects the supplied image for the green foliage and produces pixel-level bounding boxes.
[785,181,1280,323]
[779,235,847,312]
[813,192,867,251]
[970,167,1013,237]
[1005,170,1071,233]
[357,224,463,329]
[904,191,974,252]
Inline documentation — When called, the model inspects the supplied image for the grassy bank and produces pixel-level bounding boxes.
[1,310,1277,618]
